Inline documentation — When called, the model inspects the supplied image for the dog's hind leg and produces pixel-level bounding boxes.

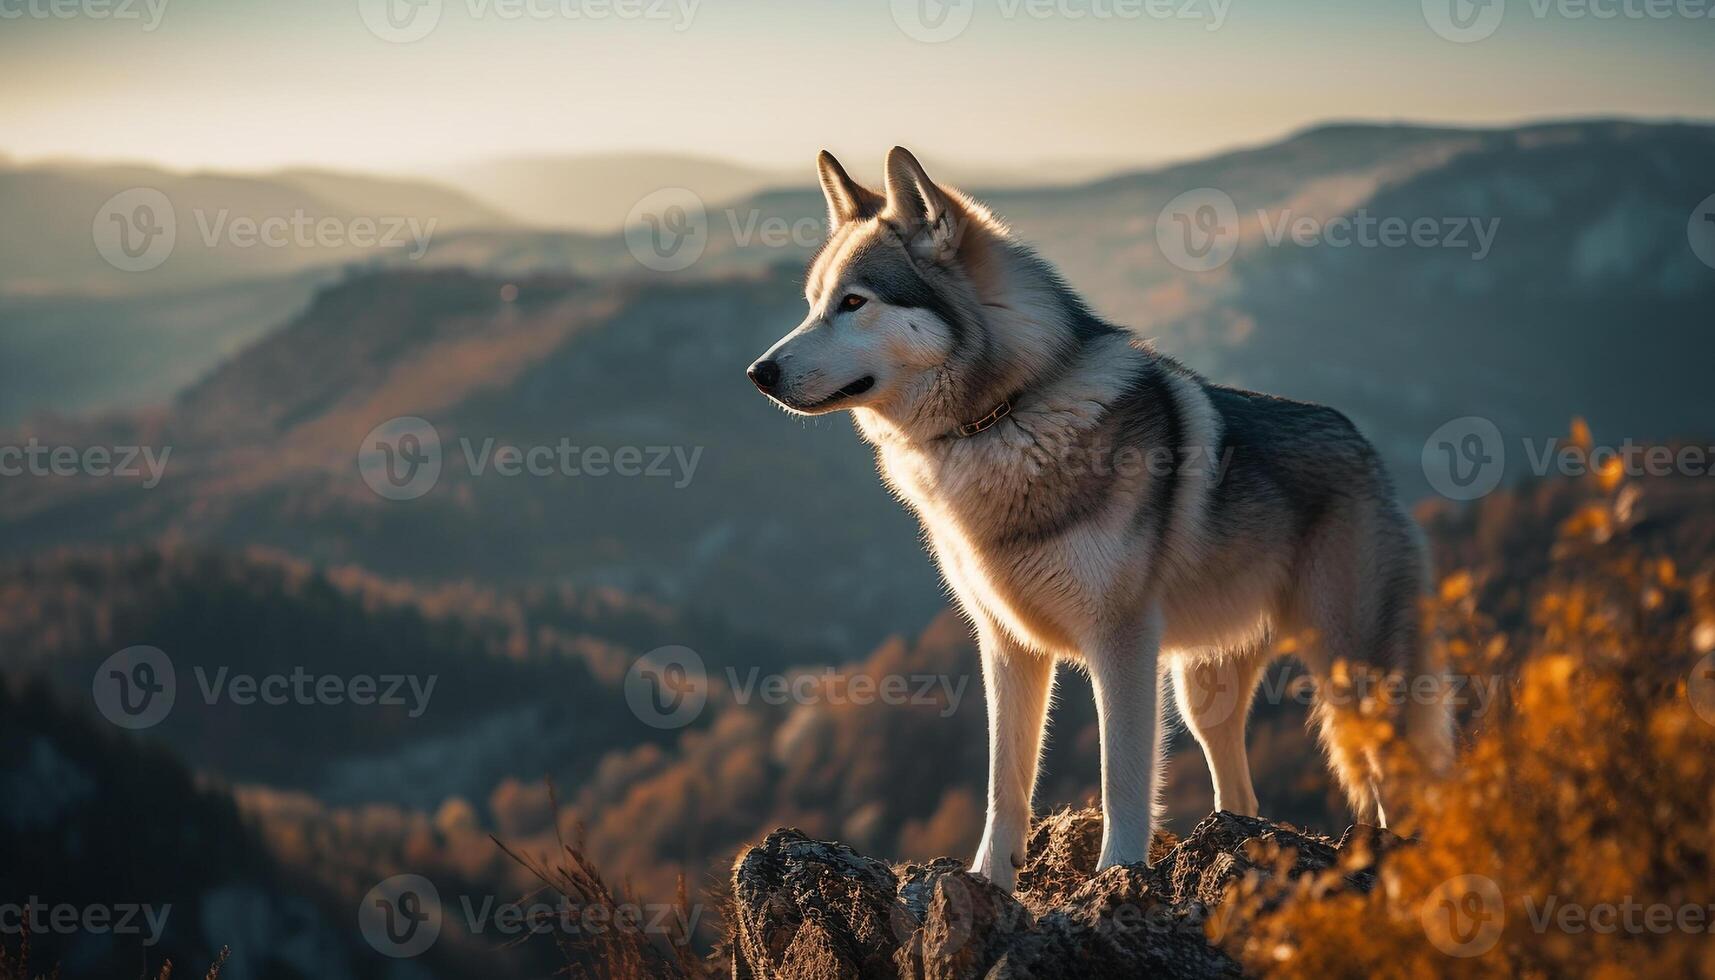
[1287,503,1391,826]
[1291,501,1448,829]
[1088,606,1165,870]
[1360,513,1454,829]
[1172,652,1265,817]
[971,623,1056,892]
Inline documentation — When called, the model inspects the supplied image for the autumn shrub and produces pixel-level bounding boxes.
[1221,427,1715,978]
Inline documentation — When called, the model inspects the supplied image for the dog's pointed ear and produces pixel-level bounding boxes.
[817,151,882,230]
[883,146,961,264]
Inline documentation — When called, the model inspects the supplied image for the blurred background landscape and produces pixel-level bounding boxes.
[3,1,1714,977]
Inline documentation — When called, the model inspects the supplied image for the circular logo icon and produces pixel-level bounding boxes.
[1155,188,1240,272]
[358,416,443,501]
[1687,193,1715,271]
[1176,661,1245,730]
[92,646,177,730]
[1421,874,1504,957]
[890,0,975,43]
[1689,651,1715,727]
[93,188,176,273]
[624,188,709,272]
[359,0,443,42]
[1421,0,1504,42]
[624,645,708,729]
[891,873,977,956]
[1422,416,1505,501]
[359,874,442,957]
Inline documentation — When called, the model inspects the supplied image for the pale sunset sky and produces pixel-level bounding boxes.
[2,0,1711,174]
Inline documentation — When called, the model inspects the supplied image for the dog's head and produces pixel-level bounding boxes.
[747,147,997,422]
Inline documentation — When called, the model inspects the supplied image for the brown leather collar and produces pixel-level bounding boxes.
[954,399,1013,438]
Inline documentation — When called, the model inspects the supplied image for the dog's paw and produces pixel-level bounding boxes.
[970,846,1023,892]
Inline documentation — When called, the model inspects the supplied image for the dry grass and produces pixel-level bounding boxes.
[0,926,226,980]
[0,927,54,980]
[493,783,712,980]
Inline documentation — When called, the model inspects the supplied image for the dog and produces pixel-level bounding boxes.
[747,147,1453,892]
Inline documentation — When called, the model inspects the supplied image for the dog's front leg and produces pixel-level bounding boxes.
[1088,607,1164,870]
[970,624,1054,892]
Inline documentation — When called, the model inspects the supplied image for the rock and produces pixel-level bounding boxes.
[730,808,1406,979]
[1009,806,1106,916]
[729,830,904,979]
[988,862,1241,980]
[1156,811,1339,908]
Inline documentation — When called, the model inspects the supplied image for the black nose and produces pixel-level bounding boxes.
[748,359,781,391]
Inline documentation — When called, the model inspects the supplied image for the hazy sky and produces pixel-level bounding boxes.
[2,0,1711,174]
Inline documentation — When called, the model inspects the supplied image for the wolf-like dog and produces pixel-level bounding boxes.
[747,147,1453,892]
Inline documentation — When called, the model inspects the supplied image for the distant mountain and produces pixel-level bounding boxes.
[0,267,336,426]
[439,152,1131,231]
[0,159,513,294]
[1176,122,1715,474]
[267,166,515,229]
[443,152,794,230]
[407,123,1490,287]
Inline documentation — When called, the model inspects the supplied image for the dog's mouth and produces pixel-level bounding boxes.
[791,376,875,413]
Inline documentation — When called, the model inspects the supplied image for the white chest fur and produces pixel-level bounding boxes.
[875,431,1133,657]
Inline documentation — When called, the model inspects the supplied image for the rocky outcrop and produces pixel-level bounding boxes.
[729,808,1403,979]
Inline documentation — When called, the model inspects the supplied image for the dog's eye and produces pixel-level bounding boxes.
[839,294,867,313]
